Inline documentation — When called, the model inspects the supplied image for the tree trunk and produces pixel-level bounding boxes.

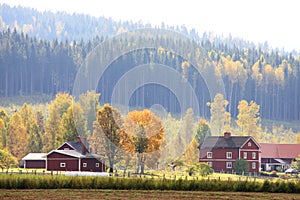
[140,154,146,174]
[136,153,140,174]
[109,158,114,173]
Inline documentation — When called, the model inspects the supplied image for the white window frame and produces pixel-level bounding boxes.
[95,163,100,168]
[83,163,87,167]
[207,152,212,158]
[252,152,256,159]
[248,142,252,147]
[243,152,247,159]
[226,162,232,169]
[252,162,256,169]
[207,162,212,167]
[60,162,66,168]
[226,152,232,159]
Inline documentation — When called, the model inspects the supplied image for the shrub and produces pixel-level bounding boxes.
[233,159,249,175]
[0,173,299,193]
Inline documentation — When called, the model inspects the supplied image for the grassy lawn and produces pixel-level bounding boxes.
[5,168,297,183]
[0,189,299,200]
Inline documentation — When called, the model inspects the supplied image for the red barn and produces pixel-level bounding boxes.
[199,132,261,174]
[260,143,300,171]
[46,137,106,172]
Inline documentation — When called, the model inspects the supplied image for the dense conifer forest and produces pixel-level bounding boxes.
[1,4,300,121]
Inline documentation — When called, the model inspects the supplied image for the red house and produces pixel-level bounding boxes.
[46,137,106,172]
[260,143,300,171]
[199,132,261,174]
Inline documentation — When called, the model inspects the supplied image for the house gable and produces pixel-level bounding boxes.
[56,142,75,151]
[240,138,260,150]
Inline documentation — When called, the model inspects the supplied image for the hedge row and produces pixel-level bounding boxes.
[0,174,300,193]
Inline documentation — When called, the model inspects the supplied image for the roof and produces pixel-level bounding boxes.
[200,136,252,149]
[22,153,47,161]
[56,141,90,154]
[47,150,103,159]
[260,143,300,159]
[68,141,89,153]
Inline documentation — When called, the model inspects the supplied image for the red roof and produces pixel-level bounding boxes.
[260,143,300,159]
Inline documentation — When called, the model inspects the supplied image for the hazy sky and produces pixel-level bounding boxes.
[1,0,300,51]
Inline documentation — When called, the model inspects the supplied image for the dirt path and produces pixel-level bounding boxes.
[1,189,300,200]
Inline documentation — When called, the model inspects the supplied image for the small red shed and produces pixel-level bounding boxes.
[22,153,47,168]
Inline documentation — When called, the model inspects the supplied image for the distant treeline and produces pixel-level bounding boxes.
[0,4,300,122]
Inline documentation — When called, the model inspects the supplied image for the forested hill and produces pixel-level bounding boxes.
[1,4,300,122]
[0,3,145,41]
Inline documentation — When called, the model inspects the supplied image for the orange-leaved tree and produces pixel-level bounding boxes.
[123,109,165,174]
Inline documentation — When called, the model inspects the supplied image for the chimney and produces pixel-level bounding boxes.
[224,132,231,139]
[81,137,87,155]
[76,136,81,143]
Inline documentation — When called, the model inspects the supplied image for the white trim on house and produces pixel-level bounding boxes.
[226,162,232,168]
[199,159,238,162]
[240,149,260,152]
[207,152,212,158]
[207,162,212,167]
[79,158,81,171]
[226,152,232,159]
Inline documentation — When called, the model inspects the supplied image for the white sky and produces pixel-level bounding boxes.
[1,0,300,51]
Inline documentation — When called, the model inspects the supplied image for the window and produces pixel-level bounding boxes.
[83,163,87,167]
[252,152,256,159]
[226,162,232,169]
[96,163,100,167]
[207,152,212,158]
[252,162,256,169]
[243,152,247,159]
[207,162,212,167]
[226,152,232,159]
[64,147,70,150]
[248,142,252,147]
[60,163,66,168]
